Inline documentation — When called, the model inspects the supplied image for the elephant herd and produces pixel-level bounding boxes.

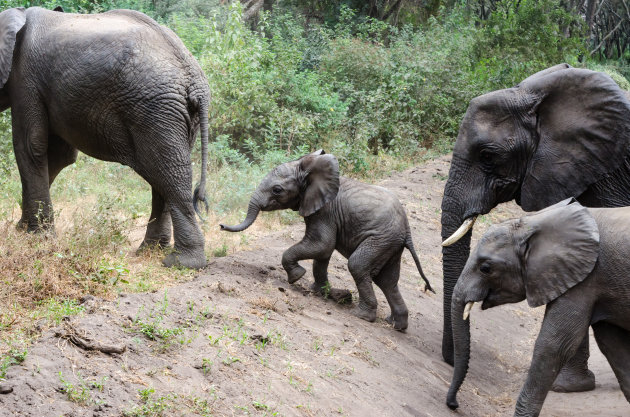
[1,6,629,417]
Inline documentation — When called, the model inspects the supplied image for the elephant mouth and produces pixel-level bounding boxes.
[481,290,495,310]
[461,289,490,320]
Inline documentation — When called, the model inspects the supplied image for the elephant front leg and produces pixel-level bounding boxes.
[515,305,591,417]
[551,334,595,392]
[13,107,54,232]
[311,257,352,304]
[138,188,172,252]
[347,238,389,323]
[282,221,336,284]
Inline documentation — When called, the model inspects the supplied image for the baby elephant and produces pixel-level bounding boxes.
[447,198,630,417]
[221,150,433,330]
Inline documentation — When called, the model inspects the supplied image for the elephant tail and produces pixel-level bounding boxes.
[405,232,435,294]
[193,95,209,220]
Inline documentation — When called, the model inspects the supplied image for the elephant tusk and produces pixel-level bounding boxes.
[442,216,477,247]
[463,302,475,320]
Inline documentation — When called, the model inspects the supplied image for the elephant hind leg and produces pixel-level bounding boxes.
[134,152,205,270]
[347,238,395,323]
[137,187,172,252]
[373,248,408,331]
[593,321,630,401]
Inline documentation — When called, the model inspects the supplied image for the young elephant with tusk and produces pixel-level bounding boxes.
[447,198,630,416]
[220,150,434,331]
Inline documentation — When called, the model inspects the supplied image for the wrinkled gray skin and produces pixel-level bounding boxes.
[447,199,630,417]
[221,150,434,330]
[441,63,630,391]
[0,7,210,269]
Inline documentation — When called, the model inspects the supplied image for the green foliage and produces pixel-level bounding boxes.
[59,371,92,405]
[470,0,586,87]
[588,63,630,90]
[124,387,174,417]
[40,299,85,325]
[0,348,27,379]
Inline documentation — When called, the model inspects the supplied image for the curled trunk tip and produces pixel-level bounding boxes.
[219,198,261,232]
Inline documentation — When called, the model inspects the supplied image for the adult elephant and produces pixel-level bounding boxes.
[440,63,630,391]
[0,7,210,269]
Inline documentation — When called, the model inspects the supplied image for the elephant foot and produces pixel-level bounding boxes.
[16,217,27,231]
[385,313,408,331]
[287,266,306,284]
[136,239,172,255]
[552,368,595,393]
[162,249,206,270]
[16,218,53,234]
[310,283,352,304]
[352,305,376,323]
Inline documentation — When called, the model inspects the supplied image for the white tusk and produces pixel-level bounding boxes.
[442,216,477,247]
[463,301,475,320]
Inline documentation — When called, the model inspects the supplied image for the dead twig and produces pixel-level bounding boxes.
[55,322,126,355]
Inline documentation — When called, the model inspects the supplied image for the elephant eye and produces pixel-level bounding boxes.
[479,150,494,165]
[272,185,283,195]
[479,262,492,274]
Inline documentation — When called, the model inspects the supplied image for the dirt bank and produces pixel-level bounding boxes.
[1,155,627,417]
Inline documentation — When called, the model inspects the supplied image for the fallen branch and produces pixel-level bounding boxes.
[55,323,126,355]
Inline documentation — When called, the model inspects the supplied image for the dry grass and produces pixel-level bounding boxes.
[0,158,300,359]
[247,297,279,312]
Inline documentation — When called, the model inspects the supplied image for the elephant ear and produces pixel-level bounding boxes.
[298,151,340,217]
[517,63,571,86]
[519,67,630,211]
[519,200,600,307]
[0,8,25,89]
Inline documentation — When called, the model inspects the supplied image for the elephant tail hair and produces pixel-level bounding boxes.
[405,233,435,294]
[193,95,209,220]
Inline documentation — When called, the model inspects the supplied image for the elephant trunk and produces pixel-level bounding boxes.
[440,190,473,365]
[446,293,472,410]
[220,194,262,232]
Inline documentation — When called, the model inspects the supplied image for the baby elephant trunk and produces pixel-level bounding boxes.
[220,198,261,232]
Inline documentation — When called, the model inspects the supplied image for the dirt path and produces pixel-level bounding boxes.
[0,155,628,417]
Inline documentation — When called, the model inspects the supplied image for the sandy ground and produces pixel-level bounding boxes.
[0,154,628,417]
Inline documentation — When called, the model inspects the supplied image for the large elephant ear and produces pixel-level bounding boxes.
[0,8,25,89]
[518,200,599,307]
[517,63,571,86]
[519,67,630,211]
[298,151,340,217]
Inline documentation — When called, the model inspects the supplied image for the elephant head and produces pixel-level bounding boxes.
[446,198,600,410]
[440,63,630,364]
[220,150,340,231]
[0,8,25,94]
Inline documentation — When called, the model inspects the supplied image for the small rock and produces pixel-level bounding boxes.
[80,295,95,304]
